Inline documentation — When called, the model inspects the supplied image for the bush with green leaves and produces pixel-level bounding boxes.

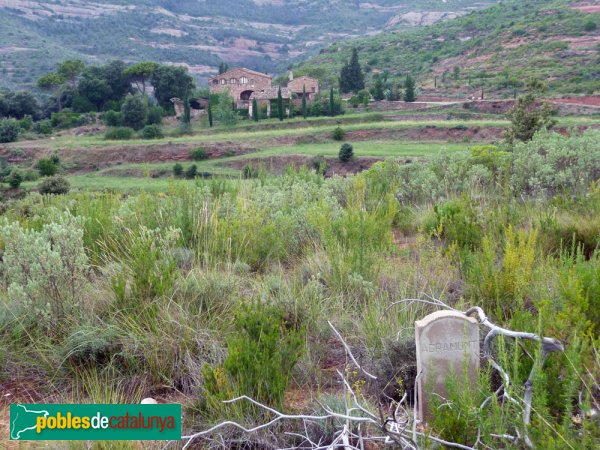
[201,300,304,412]
[50,111,91,129]
[146,106,164,125]
[242,164,259,179]
[423,196,483,250]
[584,19,597,32]
[120,94,148,130]
[185,164,198,179]
[173,163,184,177]
[38,176,70,195]
[190,147,208,161]
[35,157,60,176]
[332,126,345,141]
[140,124,163,139]
[0,213,89,334]
[310,155,328,175]
[505,93,556,143]
[18,115,33,131]
[511,129,600,197]
[101,110,122,127]
[338,143,354,162]
[0,118,20,143]
[6,169,23,189]
[33,120,52,135]
[105,127,135,140]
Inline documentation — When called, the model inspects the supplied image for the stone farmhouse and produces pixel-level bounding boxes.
[209,67,319,118]
[288,74,319,100]
[209,68,272,107]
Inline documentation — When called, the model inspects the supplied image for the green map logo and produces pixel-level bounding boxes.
[10,404,181,441]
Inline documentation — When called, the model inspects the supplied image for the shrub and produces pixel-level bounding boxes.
[505,93,556,143]
[50,111,89,129]
[0,118,20,143]
[140,124,163,139]
[242,164,258,179]
[584,19,597,32]
[185,164,197,179]
[0,213,89,334]
[20,168,39,182]
[201,300,304,412]
[190,147,208,161]
[470,145,510,176]
[338,143,354,162]
[38,176,70,195]
[511,129,600,197]
[61,324,123,366]
[424,197,483,250]
[146,106,164,125]
[105,127,135,140]
[35,157,59,176]
[33,120,52,135]
[310,155,328,175]
[120,94,148,130]
[18,115,33,131]
[6,169,23,189]
[173,163,183,177]
[101,110,122,127]
[332,126,345,141]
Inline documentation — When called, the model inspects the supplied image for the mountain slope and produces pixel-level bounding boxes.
[0,0,497,89]
[293,0,600,96]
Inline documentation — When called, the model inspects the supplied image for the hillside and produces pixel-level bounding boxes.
[293,0,600,97]
[0,0,500,90]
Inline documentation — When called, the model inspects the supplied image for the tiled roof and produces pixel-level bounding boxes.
[209,67,272,80]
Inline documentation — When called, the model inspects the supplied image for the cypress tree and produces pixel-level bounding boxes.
[339,62,349,93]
[252,98,259,121]
[403,75,416,102]
[277,87,284,121]
[208,102,213,127]
[183,95,191,124]
[302,85,307,119]
[373,75,385,101]
[329,87,335,117]
[341,48,364,93]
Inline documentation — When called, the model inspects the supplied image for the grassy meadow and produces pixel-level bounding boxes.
[1,116,600,448]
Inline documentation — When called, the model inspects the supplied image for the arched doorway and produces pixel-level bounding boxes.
[240,90,254,101]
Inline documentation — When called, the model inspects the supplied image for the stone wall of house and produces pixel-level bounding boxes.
[288,76,319,99]
[209,68,272,101]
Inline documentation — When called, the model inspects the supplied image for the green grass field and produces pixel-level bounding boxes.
[20,141,470,192]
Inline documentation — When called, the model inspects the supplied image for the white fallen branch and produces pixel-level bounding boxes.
[327,320,377,380]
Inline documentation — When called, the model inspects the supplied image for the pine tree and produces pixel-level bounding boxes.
[404,75,416,102]
[208,103,213,127]
[329,87,335,117]
[302,86,307,119]
[277,87,284,121]
[252,98,259,121]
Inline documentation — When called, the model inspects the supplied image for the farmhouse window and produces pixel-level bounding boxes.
[221,79,226,85]
[230,78,237,84]
[240,76,248,84]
